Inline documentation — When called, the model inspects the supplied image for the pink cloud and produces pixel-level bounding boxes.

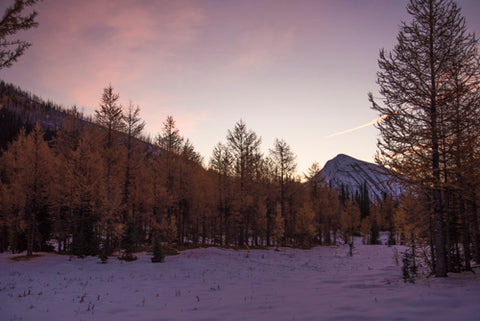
[227,26,297,73]
[23,0,207,110]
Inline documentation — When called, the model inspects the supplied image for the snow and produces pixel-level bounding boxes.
[1,245,479,321]
[320,154,404,201]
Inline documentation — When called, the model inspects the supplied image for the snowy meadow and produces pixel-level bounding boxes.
[1,245,480,321]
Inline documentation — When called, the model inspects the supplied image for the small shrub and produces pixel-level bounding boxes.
[118,250,137,262]
[151,233,165,263]
[98,251,108,264]
[402,249,417,283]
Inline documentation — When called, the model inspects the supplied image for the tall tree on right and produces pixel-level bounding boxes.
[369,0,480,277]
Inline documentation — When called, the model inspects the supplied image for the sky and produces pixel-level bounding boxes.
[2,0,480,175]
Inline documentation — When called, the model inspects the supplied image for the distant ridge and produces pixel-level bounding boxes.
[0,81,158,154]
[318,154,403,201]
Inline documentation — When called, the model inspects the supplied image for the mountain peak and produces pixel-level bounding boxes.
[319,154,402,201]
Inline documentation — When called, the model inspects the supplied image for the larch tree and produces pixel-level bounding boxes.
[52,107,82,253]
[272,203,285,249]
[1,125,55,256]
[269,138,297,234]
[95,85,124,253]
[69,126,105,257]
[119,102,145,260]
[154,115,204,244]
[226,120,262,245]
[0,0,39,69]
[156,116,182,197]
[340,200,360,249]
[155,115,184,243]
[295,201,316,247]
[177,138,203,243]
[0,180,12,252]
[209,142,234,245]
[157,115,183,192]
[369,0,480,277]
[95,85,125,149]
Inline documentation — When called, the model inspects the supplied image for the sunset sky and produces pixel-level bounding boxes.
[2,0,480,175]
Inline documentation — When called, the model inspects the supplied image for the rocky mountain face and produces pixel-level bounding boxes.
[318,154,403,201]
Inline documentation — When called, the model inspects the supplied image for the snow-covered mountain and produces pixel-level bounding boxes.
[318,154,403,201]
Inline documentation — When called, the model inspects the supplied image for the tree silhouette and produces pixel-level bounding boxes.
[0,0,39,69]
[370,0,480,276]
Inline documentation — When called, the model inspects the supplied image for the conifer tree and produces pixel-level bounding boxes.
[369,0,480,276]
[69,126,105,257]
[95,85,124,253]
[151,230,165,263]
[270,138,297,232]
[340,200,360,250]
[156,115,184,242]
[1,125,54,255]
[0,0,39,69]
[157,115,183,192]
[209,142,234,245]
[0,181,9,252]
[295,201,316,247]
[95,85,124,147]
[272,204,285,249]
[226,120,262,245]
[119,102,145,261]
[52,110,82,253]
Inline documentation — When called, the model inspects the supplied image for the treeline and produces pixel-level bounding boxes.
[0,84,399,260]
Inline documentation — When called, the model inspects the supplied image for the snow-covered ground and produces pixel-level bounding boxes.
[1,245,479,321]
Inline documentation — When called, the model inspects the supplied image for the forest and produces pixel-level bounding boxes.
[0,72,479,278]
[0,82,394,260]
[1,0,480,280]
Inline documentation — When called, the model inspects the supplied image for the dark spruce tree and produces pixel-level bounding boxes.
[151,231,165,263]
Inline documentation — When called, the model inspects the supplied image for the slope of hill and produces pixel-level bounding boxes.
[0,81,157,154]
[319,154,403,201]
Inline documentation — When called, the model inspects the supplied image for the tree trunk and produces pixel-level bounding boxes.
[470,196,480,264]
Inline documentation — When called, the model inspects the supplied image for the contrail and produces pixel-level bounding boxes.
[325,105,415,138]
[325,115,387,138]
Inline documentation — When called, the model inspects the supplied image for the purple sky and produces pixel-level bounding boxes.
[2,0,480,175]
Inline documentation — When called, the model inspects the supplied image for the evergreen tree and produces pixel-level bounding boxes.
[151,230,165,263]
[356,181,370,219]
